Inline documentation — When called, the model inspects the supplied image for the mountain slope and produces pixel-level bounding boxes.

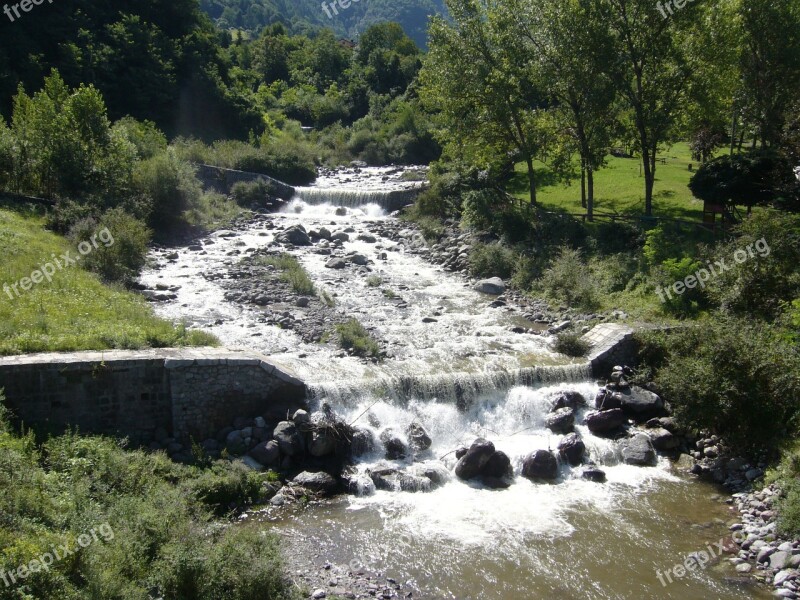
[199,0,447,48]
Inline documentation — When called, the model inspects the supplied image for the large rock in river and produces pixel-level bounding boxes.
[617,386,666,421]
[474,277,506,295]
[277,225,311,246]
[380,428,409,460]
[455,438,496,480]
[521,449,559,481]
[557,433,586,466]
[274,421,303,456]
[620,434,657,466]
[293,471,338,495]
[584,409,626,435]
[406,422,432,451]
[545,407,575,434]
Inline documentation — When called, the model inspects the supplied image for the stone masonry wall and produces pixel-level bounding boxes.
[0,348,307,445]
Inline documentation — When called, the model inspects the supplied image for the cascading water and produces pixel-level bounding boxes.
[140,166,766,599]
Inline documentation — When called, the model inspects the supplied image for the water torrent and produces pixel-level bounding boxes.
[140,166,765,599]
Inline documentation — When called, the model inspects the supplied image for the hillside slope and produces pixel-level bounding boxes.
[200,0,447,48]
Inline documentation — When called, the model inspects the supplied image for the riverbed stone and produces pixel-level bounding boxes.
[406,422,432,452]
[620,434,657,466]
[249,440,280,466]
[585,408,626,435]
[648,427,679,451]
[558,433,586,466]
[474,277,506,295]
[521,449,559,481]
[379,429,408,460]
[551,391,587,410]
[772,551,793,570]
[617,386,666,421]
[581,466,607,483]
[309,430,337,457]
[293,471,338,495]
[274,421,303,456]
[455,438,496,480]
[351,428,376,457]
[325,258,348,269]
[545,407,575,434]
[277,225,311,246]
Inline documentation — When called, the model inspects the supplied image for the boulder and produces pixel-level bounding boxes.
[455,446,468,460]
[273,421,303,456]
[335,207,348,217]
[483,450,513,478]
[557,433,586,466]
[551,391,587,411]
[594,389,623,410]
[648,427,679,451]
[584,408,626,435]
[455,438,496,480]
[406,422,432,452]
[617,386,666,421]
[474,277,506,295]
[581,466,607,483]
[545,408,575,434]
[277,225,311,246]
[413,462,450,489]
[379,429,409,460]
[521,449,559,481]
[357,233,377,243]
[350,428,376,457]
[309,430,337,457]
[293,471,338,495]
[620,434,657,466]
[249,440,280,467]
[331,231,350,242]
[225,430,247,456]
[293,409,310,425]
[318,227,332,241]
[325,258,348,269]
[349,254,369,266]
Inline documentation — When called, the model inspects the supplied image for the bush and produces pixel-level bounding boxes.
[256,254,315,295]
[335,318,381,359]
[231,180,275,206]
[133,150,203,233]
[68,208,151,285]
[553,332,590,357]
[184,462,265,515]
[651,256,706,316]
[537,247,599,310]
[638,319,800,452]
[468,243,517,279]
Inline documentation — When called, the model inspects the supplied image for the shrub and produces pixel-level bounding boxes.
[256,254,315,295]
[231,180,275,206]
[335,318,381,359]
[133,150,203,233]
[689,150,784,212]
[366,275,382,287]
[183,462,264,515]
[638,319,800,452]
[537,247,599,310]
[468,243,517,279]
[651,256,706,316]
[553,332,590,357]
[68,208,151,285]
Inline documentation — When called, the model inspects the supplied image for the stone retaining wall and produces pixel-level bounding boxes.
[195,164,296,200]
[0,348,307,444]
[582,323,638,377]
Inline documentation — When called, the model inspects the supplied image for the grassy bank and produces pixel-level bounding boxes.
[0,394,295,600]
[0,207,217,355]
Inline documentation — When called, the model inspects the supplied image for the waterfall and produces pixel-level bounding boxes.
[308,363,593,408]
[294,187,422,212]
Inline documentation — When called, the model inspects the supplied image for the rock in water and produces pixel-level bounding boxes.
[581,466,607,483]
[584,408,626,435]
[545,407,575,434]
[481,450,514,488]
[557,433,586,466]
[309,430,337,457]
[455,438,496,480]
[521,450,559,481]
[617,386,666,421]
[474,277,506,295]
[325,258,347,269]
[620,434,657,466]
[350,428,376,457]
[273,421,303,456]
[551,391,587,410]
[293,471,338,495]
[406,422,432,451]
[277,225,311,246]
[648,427,678,451]
[380,428,409,460]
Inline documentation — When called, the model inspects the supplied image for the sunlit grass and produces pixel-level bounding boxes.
[0,208,218,355]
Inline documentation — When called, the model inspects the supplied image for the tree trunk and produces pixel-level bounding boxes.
[587,168,595,222]
[580,162,587,209]
[641,144,654,216]
[525,156,537,205]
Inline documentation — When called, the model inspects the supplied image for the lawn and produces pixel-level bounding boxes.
[0,205,217,355]
[509,142,709,221]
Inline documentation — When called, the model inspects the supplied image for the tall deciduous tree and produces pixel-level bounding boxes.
[419,0,546,205]
[602,0,697,216]
[501,0,617,221]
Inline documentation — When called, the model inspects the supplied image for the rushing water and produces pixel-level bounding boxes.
[141,167,767,599]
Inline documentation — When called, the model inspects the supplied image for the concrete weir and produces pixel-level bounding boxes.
[0,348,307,444]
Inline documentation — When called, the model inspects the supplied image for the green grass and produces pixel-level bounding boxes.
[0,400,295,600]
[509,142,717,220]
[334,318,381,359]
[0,208,218,355]
[255,254,315,296]
[366,275,382,287]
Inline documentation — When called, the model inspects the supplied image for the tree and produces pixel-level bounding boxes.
[419,0,546,205]
[738,0,800,148]
[602,0,697,215]
[502,0,617,221]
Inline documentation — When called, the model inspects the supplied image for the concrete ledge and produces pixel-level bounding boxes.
[0,348,308,444]
[581,323,637,377]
